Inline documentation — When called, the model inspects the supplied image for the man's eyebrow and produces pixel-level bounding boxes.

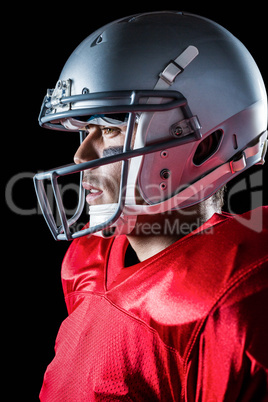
[102,146,124,157]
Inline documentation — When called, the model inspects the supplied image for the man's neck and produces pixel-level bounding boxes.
[126,200,218,262]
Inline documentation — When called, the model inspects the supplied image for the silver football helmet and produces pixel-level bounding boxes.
[34,11,267,240]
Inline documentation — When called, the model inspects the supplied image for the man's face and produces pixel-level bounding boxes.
[73,122,126,206]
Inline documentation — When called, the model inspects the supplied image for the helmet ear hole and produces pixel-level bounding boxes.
[193,130,223,165]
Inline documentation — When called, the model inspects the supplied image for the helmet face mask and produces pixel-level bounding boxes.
[34,90,203,240]
[34,11,268,240]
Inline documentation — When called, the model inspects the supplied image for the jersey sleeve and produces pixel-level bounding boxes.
[192,258,268,401]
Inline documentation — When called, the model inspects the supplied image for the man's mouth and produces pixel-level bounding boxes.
[82,182,103,203]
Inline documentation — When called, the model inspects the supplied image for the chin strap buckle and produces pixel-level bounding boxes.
[259,137,268,165]
[230,131,268,173]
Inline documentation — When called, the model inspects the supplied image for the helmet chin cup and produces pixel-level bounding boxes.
[89,204,137,238]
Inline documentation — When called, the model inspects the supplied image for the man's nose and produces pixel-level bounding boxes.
[73,131,100,164]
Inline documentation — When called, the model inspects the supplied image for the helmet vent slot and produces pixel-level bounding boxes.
[232,134,238,149]
[193,130,223,166]
[96,34,103,44]
[91,34,104,47]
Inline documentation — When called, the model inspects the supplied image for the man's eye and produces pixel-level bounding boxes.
[101,127,121,135]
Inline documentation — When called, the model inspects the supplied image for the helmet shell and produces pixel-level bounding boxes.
[57,11,268,205]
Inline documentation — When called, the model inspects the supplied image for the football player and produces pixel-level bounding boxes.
[35,11,268,401]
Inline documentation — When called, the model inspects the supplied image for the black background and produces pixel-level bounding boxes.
[4,4,268,400]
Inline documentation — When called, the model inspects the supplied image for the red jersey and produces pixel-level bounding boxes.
[40,207,268,401]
